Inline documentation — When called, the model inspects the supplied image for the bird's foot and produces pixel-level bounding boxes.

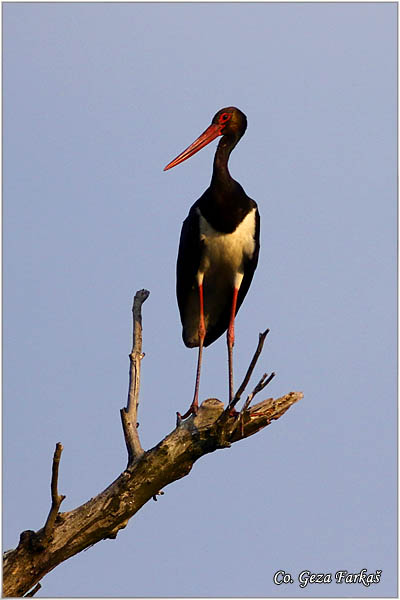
[227,405,239,417]
[176,403,199,426]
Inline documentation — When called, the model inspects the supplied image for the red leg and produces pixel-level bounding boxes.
[177,282,206,421]
[227,286,239,407]
[192,282,206,413]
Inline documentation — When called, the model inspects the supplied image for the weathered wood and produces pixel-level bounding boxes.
[120,289,149,464]
[3,392,301,597]
[3,290,302,596]
[42,443,66,542]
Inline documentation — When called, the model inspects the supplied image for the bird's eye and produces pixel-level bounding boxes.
[219,112,231,123]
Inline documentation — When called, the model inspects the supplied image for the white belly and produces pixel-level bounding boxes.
[197,207,257,283]
[180,207,257,347]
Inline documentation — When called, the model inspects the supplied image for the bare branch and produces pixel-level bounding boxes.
[228,328,270,413]
[3,291,302,597]
[230,392,302,442]
[3,391,301,596]
[42,443,66,541]
[241,371,276,413]
[120,289,149,464]
[228,371,276,440]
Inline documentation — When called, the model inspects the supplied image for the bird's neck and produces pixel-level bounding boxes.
[211,134,239,189]
[200,133,251,233]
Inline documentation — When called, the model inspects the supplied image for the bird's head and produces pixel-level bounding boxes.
[164,106,247,171]
[211,107,247,138]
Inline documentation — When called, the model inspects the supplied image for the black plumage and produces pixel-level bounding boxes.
[164,107,260,418]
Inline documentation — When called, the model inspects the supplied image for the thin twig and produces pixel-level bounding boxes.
[230,372,276,439]
[24,583,42,597]
[229,329,270,411]
[42,443,66,540]
[120,289,149,465]
[241,372,276,413]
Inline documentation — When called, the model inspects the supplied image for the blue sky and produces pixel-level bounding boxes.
[3,2,397,597]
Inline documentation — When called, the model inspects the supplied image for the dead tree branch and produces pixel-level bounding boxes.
[232,328,270,407]
[42,443,66,541]
[3,290,302,597]
[120,289,149,464]
[242,371,276,411]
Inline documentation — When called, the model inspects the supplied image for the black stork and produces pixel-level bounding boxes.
[164,107,260,420]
